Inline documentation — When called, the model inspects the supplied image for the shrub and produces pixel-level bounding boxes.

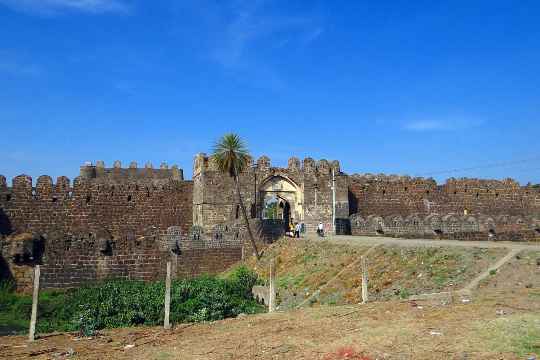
[0,268,264,335]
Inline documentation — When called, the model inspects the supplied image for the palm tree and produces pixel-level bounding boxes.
[212,133,260,260]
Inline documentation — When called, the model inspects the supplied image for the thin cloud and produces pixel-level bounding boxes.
[403,118,484,131]
[0,0,131,15]
[303,27,323,45]
[213,7,313,68]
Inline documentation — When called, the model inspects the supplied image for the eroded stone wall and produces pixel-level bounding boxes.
[0,163,193,237]
[348,174,540,218]
[0,161,242,292]
[348,174,540,241]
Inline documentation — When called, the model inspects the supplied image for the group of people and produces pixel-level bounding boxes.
[286,222,303,238]
[285,221,326,238]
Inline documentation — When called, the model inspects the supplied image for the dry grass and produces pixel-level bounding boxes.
[243,238,507,307]
[1,289,538,359]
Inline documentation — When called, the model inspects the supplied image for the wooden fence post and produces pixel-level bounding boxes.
[164,262,171,329]
[361,256,369,304]
[28,265,40,341]
[268,258,276,313]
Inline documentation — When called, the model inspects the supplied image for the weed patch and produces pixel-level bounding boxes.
[0,266,263,336]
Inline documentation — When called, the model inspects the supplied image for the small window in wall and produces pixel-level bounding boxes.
[127,195,132,202]
[5,194,11,201]
[85,195,91,204]
[52,197,58,203]
[235,205,240,219]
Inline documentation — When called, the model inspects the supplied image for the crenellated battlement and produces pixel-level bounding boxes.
[193,153,341,177]
[79,160,183,181]
[349,173,529,190]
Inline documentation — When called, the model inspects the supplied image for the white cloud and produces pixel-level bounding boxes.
[404,120,450,131]
[0,0,130,15]
[403,118,484,131]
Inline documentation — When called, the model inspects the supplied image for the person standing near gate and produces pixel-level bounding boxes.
[317,222,324,237]
[294,222,301,238]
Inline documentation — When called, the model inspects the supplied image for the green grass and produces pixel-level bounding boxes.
[398,288,411,299]
[0,265,264,336]
[479,314,540,357]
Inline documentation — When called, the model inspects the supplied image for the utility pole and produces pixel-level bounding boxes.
[332,168,336,235]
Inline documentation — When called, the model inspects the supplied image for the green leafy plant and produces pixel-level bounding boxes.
[0,268,264,335]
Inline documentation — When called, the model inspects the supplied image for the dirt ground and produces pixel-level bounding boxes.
[2,237,539,359]
[1,287,539,360]
[479,250,540,290]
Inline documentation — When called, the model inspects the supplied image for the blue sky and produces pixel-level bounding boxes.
[1,0,539,184]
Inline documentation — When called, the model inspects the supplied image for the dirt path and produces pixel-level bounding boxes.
[463,248,523,291]
[310,234,540,251]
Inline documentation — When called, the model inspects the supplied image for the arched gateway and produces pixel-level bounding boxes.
[192,154,348,235]
[259,175,303,230]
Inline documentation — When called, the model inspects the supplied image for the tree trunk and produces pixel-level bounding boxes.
[234,175,260,260]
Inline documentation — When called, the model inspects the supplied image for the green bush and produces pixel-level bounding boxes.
[0,268,264,336]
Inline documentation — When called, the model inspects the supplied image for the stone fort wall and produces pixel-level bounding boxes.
[1,156,540,292]
[348,174,540,241]
[0,161,241,292]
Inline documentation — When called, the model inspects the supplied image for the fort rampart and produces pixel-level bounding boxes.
[348,174,540,240]
[1,157,539,292]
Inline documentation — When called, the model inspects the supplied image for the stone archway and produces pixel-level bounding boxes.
[259,175,303,228]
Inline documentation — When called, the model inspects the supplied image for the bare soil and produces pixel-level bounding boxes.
[479,250,540,290]
[1,288,539,359]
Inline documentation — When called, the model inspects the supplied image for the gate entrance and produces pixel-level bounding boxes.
[259,175,303,231]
